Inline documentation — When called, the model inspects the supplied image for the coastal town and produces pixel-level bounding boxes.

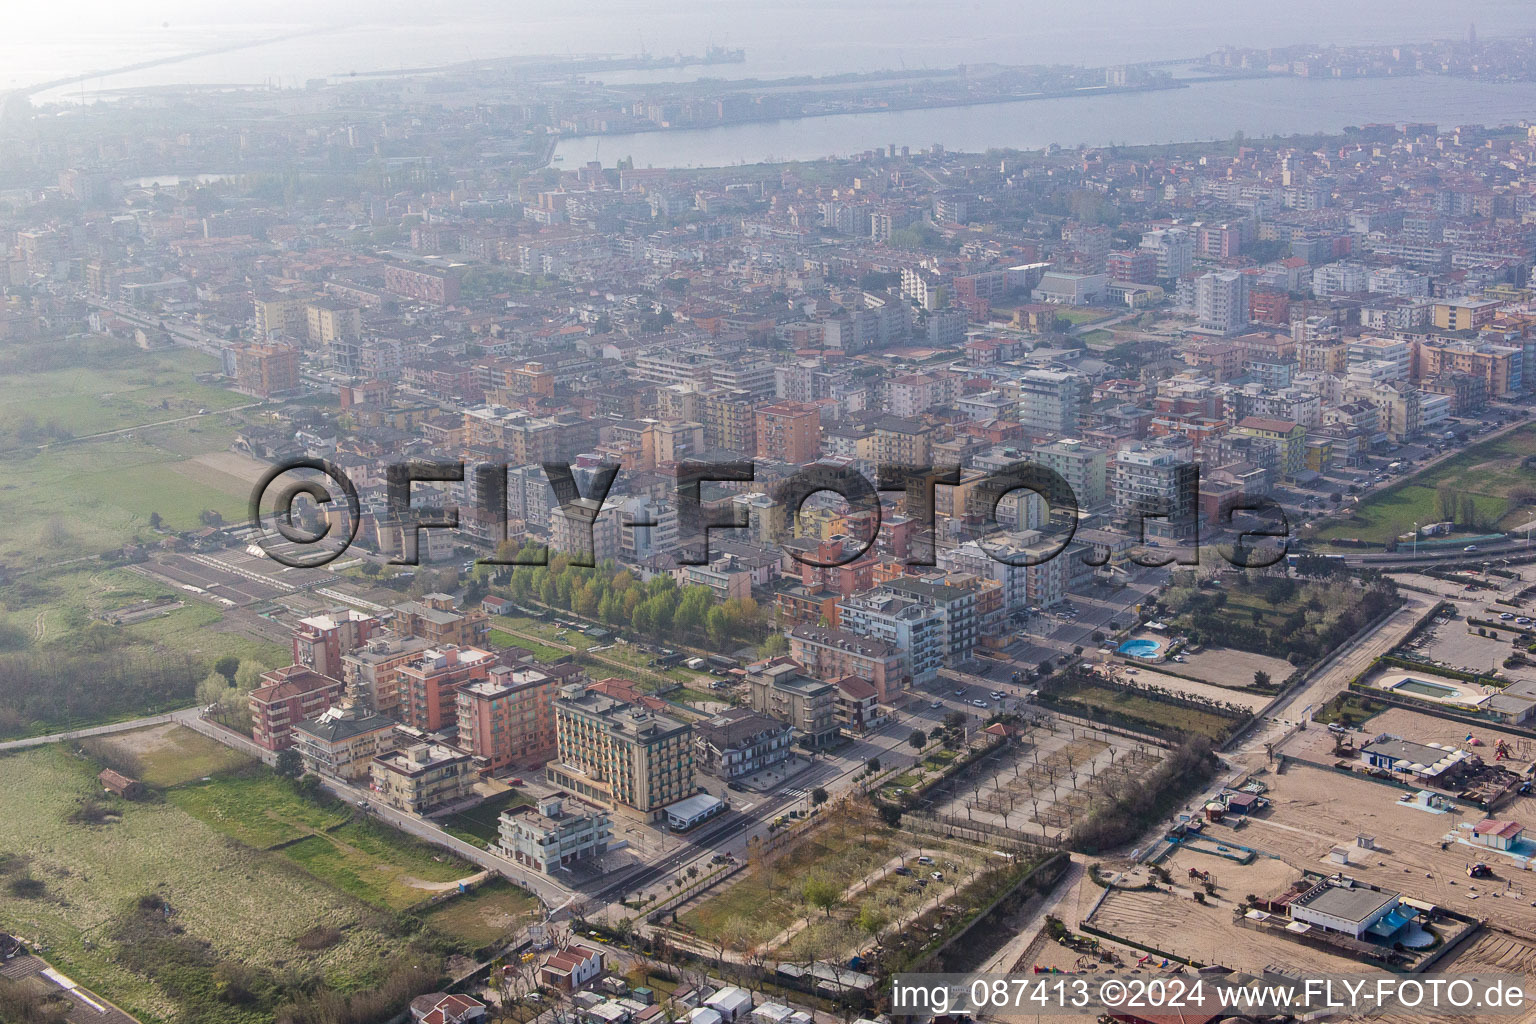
[8,21,1536,1024]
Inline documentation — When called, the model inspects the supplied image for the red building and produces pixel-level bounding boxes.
[1107,249,1158,284]
[1250,287,1290,326]
[249,666,347,751]
[398,646,495,733]
[291,610,381,680]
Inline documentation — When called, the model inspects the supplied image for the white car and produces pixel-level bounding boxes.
[972,699,988,708]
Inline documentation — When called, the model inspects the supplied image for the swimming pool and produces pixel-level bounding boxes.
[1118,638,1164,659]
[1394,678,1460,699]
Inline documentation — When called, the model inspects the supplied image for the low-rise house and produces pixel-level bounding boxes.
[1473,819,1524,850]
[704,987,753,1023]
[409,992,487,1024]
[98,769,145,799]
[541,943,605,992]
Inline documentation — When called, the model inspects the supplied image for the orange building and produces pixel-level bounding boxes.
[755,401,822,465]
[455,665,558,771]
[398,646,495,733]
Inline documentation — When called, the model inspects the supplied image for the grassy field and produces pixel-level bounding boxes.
[439,789,533,849]
[1054,679,1241,740]
[0,343,257,567]
[120,599,288,664]
[419,879,541,948]
[681,809,902,949]
[1314,422,1536,546]
[486,627,570,662]
[167,769,354,849]
[0,745,410,1024]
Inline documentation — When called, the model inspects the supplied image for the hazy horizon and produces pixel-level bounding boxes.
[10,0,1536,99]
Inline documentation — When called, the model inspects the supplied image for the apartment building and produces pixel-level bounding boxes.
[755,401,822,464]
[787,624,907,704]
[249,666,346,752]
[1195,270,1250,336]
[1033,438,1109,508]
[291,702,400,781]
[232,341,301,397]
[341,635,432,719]
[392,594,490,649]
[545,689,695,822]
[498,794,612,874]
[837,589,945,684]
[693,708,795,780]
[370,742,474,814]
[1016,369,1089,437]
[398,645,496,733]
[291,609,380,680]
[455,665,558,772]
[745,661,839,748]
[1112,437,1199,542]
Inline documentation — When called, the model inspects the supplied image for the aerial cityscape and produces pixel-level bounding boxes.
[9,4,1536,1024]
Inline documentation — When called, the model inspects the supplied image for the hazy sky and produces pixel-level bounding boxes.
[8,0,1536,94]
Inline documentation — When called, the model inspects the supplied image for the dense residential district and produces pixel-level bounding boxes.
[13,35,1536,1024]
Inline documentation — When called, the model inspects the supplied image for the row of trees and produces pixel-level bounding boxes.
[0,649,205,740]
[491,549,769,651]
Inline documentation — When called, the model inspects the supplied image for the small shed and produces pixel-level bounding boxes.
[98,769,145,800]
[1473,819,1525,851]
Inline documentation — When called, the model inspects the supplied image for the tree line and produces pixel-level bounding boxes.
[491,547,769,651]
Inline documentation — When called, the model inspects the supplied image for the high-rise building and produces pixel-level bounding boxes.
[1113,438,1199,542]
[1016,369,1089,437]
[248,666,347,751]
[232,342,301,397]
[1033,438,1109,508]
[744,661,839,749]
[1195,270,1251,336]
[755,401,822,465]
[545,689,695,822]
[291,610,380,680]
[1139,227,1195,278]
[397,646,495,733]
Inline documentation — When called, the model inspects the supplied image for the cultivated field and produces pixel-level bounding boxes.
[677,804,989,961]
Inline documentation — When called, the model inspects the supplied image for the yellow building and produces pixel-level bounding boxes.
[370,742,474,814]
[545,688,695,822]
[1432,298,1501,332]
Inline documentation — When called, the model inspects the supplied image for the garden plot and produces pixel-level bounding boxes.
[926,719,1167,843]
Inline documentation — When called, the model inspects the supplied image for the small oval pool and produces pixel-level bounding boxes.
[1117,638,1164,658]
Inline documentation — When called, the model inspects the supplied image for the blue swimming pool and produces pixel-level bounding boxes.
[1118,638,1164,659]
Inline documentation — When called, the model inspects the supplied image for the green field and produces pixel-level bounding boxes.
[1053,679,1241,740]
[0,341,257,567]
[0,745,413,1024]
[1314,422,1536,546]
[167,769,354,849]
[418,879,542,948]
[439,788,533,848]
